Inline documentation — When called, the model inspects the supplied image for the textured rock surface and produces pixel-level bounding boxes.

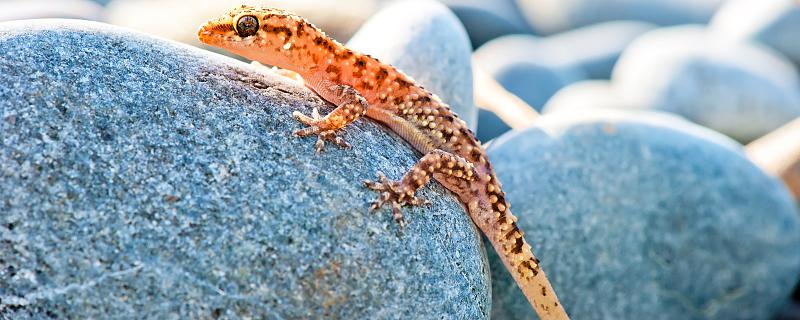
[439,0,533,47]
[613,25,800,142]
[348,0,477,131]
[473,34,585,111]
[515,0,725,35]
[0,19,491,319]
[712,0,800,68]
[486,110,800,319]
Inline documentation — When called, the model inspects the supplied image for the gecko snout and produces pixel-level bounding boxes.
[197,17,236,46]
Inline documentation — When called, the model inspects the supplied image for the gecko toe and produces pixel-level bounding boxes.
[293,120,350,152]
[364,172,427,230]
[294,126,319,137]
[292,111,315,125]
[391,203,406,231]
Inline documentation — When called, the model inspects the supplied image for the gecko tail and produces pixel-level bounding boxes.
[481,203,570,319]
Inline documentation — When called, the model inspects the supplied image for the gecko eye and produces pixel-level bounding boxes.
[235,15,259,37]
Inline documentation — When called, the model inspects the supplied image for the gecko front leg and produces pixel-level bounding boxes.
[293,80,368,153]
[364,149,478,229]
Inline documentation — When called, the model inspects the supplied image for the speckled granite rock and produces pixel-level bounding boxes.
[0,19,491,319]
[347,0,477,131]
[712,0,800,68]
[515,0,725,35]
[613,25,800,143]
[486,110,800,319]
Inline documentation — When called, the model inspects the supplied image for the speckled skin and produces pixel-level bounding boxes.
[198,6,568,318]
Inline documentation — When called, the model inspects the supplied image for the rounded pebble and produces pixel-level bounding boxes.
[347,0,477,130]
[486,110,800,319]
[711,0,800,68]
[612,25,800,142]
[476,109,513,142]
[515,0,725,35]
[0,0,105,22]
[0,19,490,319]
[473,34,585,111]
[106,0,380,47]
[542,80,623,114]
[438,0,534,47]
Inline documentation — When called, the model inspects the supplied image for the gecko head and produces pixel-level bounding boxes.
[197,5,306,63]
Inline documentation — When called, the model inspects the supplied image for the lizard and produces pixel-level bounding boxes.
[197,6,570,319]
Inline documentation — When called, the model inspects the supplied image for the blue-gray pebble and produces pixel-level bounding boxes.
[712,0,800,69]
[613,25,800,143]
[476,108,513,143]
[0,19,490,319]
[0,0,105,22]
[438,0,534,47]
[347,0,477,131]
[542,80,623,114]
[473,34,586,111]
[538,21,656,79]
[516,0,725,35]
[486,110,800,319]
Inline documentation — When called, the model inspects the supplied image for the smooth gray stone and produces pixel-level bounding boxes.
[106,0,382,49]
[539,21,656,79]
[612,25,800,143]
[515,0,725,35]
[473,34,586,111]
[475,109,512,142]
[0,0,105,22]
[438,0,534,47]
[712,0,800,68]
[486,110,800,319]
[542,80,624,114]
[347,0,477,131]
[0,19,490,319]
[476,21,655,88]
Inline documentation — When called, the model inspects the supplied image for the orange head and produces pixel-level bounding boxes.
[197,5,320,71]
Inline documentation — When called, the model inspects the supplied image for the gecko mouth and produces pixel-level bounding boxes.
[197,17,236,46]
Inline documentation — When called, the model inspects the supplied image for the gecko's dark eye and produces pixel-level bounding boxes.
[235,15,259,37]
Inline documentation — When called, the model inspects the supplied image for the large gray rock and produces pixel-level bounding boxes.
[486,110,800,319]
[712,0,800,68]
[0,19,490,319]
[347,0,477,131]
[515,0,725,35]
[612,25,800,143]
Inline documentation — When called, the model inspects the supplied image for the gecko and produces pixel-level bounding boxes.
[197,6,569,319]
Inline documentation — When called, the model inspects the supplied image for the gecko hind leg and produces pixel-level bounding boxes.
[364,150,477,230]
[293,83,368,153]
[364,171,431,230]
